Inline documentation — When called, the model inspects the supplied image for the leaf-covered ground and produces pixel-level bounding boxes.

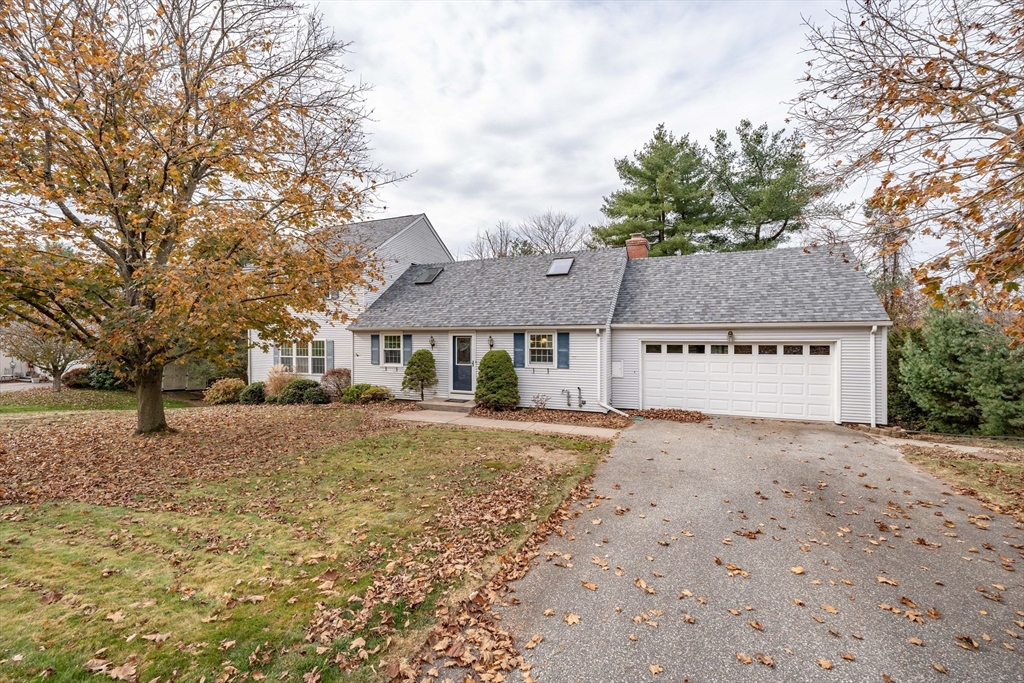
[902,443,1024,522]
[0,388,192,414]
[0,404,606,682]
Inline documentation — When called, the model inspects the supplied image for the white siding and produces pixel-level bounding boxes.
[249,313,353,383]
[610,325,887,424]
[248,216,452,383]
[352,329,605,411]
[368,217,453,307]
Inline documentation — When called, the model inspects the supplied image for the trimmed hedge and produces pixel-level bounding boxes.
[278,378,321,405]
[341,383,374,404]
[239,381,266,405]
[302,385,330,405]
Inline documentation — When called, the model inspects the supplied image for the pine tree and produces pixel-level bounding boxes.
[592,124,715,256]
[402,350,438,401]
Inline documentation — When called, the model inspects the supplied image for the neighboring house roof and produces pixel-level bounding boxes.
[612,245,889,325]
[350,248,629,329]
[324,214,428,252]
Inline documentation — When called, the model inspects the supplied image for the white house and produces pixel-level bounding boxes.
[247,214,453,383]
[348,235,892,426]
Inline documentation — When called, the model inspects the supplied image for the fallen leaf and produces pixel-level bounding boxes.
[817,659,832,670]
[683,613,695,624]
[105,610,124,623]
[932,663,948,674]
[648,664,663,675]
[564,612,580,625]
[736,653,753,665]
[108,661,136,681]
[908,637,923,646]
[841,653,855,661]
[524,634,543,650]
[791,566,805,575]
[542,609,555,617]
[876,576,899,586]
[141,633,170,642]
[755,653,774,667]
[748,620,764,631]
[581,581,598,591]
[822,604,838,614]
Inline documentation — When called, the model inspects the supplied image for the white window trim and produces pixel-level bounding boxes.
[280,340,327,375]
[527,331,556,367]
[382,333,404,366]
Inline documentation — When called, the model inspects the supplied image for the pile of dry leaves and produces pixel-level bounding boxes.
[0,403,413,512]
[469,407,632,430]
[627,408,707,423]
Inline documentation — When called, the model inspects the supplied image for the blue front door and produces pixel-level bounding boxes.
[452,336,473,392]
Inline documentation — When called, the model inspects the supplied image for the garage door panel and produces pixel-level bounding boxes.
[642,341,834,422]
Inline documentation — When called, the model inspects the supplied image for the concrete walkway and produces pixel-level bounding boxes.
[391,409,621,439]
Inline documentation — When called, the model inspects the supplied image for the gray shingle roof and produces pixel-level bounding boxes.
[323,214,424,252]
[350,249,628,329]
[612,245,889,325]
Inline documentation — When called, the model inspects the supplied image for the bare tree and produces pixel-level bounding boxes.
[463,221,533,260]
[792,0,1024,340]
[517,211,588,254]
[0,323,86,392]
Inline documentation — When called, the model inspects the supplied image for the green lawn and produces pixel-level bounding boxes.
[0,406,604,681]
[0,388,191,413]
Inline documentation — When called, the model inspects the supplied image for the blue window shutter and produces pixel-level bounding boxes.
[513,333,525,368]
[273,345,280,365]
[557,332,570,369]
[402,334,413,365]
[370,334,380,365]
[325,340,335,370]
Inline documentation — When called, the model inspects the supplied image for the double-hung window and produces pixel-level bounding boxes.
[280,341,325,374]
[529,333,554,365]
[383,334,403,365]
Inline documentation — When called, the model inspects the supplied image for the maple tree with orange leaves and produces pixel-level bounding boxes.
[795,0,1023,339]
[0,0,389,432]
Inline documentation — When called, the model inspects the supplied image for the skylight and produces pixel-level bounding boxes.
[414,267,444,284]
[546,257,574,276]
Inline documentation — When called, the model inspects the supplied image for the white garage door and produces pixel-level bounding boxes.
[642,342,834,421]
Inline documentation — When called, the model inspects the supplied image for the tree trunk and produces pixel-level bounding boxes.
[136,365,168,434]
[52,371,61,392]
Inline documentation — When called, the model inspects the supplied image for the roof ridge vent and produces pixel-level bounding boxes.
[546,257,574,276]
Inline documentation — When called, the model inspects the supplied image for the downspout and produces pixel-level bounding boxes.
[869,325,878,428]
[596,327,628,417]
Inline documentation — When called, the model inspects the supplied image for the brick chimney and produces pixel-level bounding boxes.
[625,233,649,259]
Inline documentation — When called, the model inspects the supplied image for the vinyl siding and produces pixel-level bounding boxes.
[367,217,453,307]
[249,313,354,383]
[247,217,452,383]
[352,329,605,411]
[609,325,887,424]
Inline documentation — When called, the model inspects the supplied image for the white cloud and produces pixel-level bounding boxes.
[316,0,843,255]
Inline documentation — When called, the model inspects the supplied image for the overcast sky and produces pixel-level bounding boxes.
[317,0,845,256]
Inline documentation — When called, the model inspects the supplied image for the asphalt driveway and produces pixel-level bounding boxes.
[495,417,1024,682]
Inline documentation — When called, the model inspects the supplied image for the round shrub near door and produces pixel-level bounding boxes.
[402,349,438,400]
[277,378,321,405]
[358,385,392,402]
[475,350,519,410]
[239,381,265,405]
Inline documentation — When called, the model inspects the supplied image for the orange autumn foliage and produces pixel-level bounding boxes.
[0,0,389,431]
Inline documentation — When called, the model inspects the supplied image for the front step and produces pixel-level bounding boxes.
[417,398,476,413]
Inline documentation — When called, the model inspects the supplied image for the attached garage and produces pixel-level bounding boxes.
[640,341,835,421]
[609,245,891,425]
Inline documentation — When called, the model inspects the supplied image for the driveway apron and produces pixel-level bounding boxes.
[496,417,1024,682]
